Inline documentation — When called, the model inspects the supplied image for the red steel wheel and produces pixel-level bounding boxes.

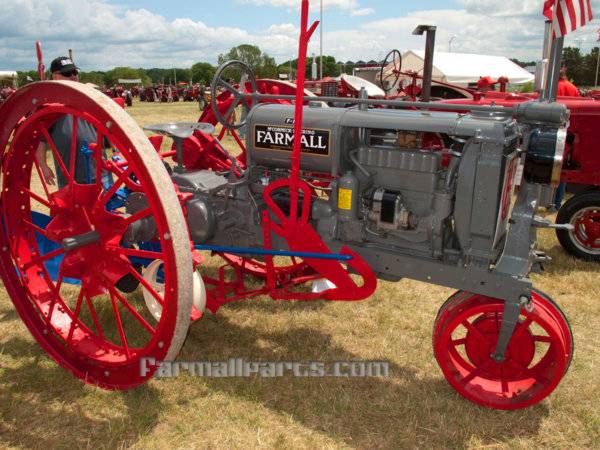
[433,290,572,409]
[0,81,193,389]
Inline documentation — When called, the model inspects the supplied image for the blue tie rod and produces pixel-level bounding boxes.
[193,244,353,261]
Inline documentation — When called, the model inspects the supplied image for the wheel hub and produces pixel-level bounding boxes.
[44,184,131,295]
[464,313,535,381]
[573,208,600,249]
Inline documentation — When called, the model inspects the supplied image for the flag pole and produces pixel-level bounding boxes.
[596,50,600,88]
[596,29,600,87]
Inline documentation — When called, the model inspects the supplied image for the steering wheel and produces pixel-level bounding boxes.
[210,60,258,130]
[379,49,402,95]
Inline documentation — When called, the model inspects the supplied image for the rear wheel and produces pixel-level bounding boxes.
[556,190,600,261]
[0,81,193,389]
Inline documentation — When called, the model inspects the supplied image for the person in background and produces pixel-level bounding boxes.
[35,56,110,188]
[551,68,578,211]
[557,67,580,97]
[476,76,496,92]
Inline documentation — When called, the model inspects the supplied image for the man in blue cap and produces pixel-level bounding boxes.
[35,56,107,188]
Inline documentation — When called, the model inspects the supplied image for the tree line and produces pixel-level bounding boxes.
[22,43,597,88]
[512,46,600,87]
[15,44,360,87]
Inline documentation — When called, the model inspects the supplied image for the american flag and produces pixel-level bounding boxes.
[543,0,593,38]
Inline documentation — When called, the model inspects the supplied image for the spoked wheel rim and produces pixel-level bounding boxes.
[0,81,193,389]
[379,49,402,95]
[210,60,257,130]
[569,206,600,255]
[433,291,572,409]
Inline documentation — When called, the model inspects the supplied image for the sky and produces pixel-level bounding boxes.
[1,0,600,72]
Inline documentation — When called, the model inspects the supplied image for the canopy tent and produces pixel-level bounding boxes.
[339,74,385,97]
[0,71,17,80]
[397,50,534,86]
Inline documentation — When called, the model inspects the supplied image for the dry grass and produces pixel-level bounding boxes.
[1,100,599,449]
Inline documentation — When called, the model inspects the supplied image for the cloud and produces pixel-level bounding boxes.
[237,0,374,16]
[350,8,375,17]
[1,0,599,72]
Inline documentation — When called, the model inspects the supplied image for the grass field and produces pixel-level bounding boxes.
[0,99,599,449]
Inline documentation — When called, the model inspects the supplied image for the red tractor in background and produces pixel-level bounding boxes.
[373,23,600,262]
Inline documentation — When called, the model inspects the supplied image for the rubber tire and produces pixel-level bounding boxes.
[556,190,600,261]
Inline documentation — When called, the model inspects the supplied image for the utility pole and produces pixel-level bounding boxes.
[448,35,456,52]
[320,0,323,79]
[595,47,600,87]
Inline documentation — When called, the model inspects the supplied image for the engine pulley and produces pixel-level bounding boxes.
[524,127,567,186]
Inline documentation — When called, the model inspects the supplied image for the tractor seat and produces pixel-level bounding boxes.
[144,122,215,139]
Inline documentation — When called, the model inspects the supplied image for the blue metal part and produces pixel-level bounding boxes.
[193,244,353,261]
[80,139,93,184]
[31,211,80,285]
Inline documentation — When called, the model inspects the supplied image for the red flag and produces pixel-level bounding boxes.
[543,0,593,37]
[543,0,555,20]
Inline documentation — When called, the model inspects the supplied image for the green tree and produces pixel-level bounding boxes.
[16,70,40,86]
[104,67,150,86]
[80,71,106,87]
[279,55,341,79]
[562,47,584,85]
[191,62,216,85]
[218,44,278,78]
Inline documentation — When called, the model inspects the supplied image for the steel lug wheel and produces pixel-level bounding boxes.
[433,290,573,409]
[0,81,193,389]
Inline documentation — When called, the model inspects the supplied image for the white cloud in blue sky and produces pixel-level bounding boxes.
[0,0,599,71]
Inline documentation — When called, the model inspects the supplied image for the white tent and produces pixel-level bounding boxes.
[340,74,385,97]
[399,50,534,86]
[0,71,17,81]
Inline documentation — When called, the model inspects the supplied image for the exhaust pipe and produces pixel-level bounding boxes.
[413,25,437,102]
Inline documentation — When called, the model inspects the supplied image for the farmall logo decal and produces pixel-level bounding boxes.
[254,124,330,156]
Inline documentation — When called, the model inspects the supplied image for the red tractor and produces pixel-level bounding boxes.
[373,22,600,262]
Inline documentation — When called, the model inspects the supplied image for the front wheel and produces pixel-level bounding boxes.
[556,190,600,261]
[433,290,573,409]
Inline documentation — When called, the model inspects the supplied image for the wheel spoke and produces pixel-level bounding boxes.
[95,133,104,186]
[97,166,133,206]
[66,287,85,343]
[451,337,467,347]
[69,115,78,178]
[32,157,52,199]
[511,315,534,340]
[116,247,164,260]
[84,292,105,340]
[22,247,65,270]
[462,358,493,385]
[109,286,156,335]
[500,368,509,393]
[39,127,74,185]
[461,319,492,346]
[224,100,239,123]
[122,207,152,226]
[21,218,53,241]
[533,335,553,343]
[22,187,52,208]
[109,289,131,358]
[125,263,164,306]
